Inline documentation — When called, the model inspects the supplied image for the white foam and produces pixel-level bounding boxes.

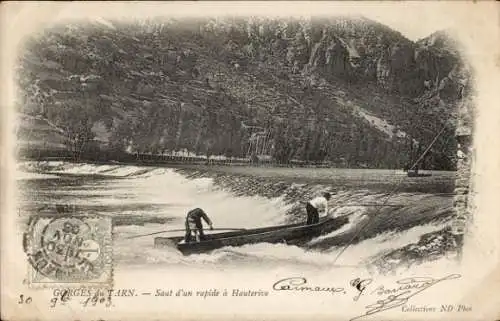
[24,161,454,272]
[15,170,60,180]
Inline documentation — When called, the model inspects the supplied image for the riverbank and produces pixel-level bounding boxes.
[370,227,459,274]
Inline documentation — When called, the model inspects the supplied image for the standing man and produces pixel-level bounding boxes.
[305,192,332,225]
[184,208,214,243]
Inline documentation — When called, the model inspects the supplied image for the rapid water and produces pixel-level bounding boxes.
[17,161,455,271]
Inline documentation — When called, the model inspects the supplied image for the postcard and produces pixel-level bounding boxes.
[1,1,499,321]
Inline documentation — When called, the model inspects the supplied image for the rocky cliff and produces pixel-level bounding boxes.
[16,16,472,170]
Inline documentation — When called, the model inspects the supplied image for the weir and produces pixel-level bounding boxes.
[20,161,456,267]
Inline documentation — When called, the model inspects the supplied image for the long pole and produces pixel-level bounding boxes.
[332,125,447,264]
[126,227,247,239]
[298,201,405,207]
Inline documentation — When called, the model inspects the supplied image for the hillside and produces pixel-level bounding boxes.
[16,114,68,156]
[16,16,471,169]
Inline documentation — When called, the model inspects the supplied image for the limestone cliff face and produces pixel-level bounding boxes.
[308,34,352,78]
[375,49,391,89]
[286,21,466,103]
[18,17,470,169]
[415,32,465,98]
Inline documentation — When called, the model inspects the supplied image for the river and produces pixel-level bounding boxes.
[17,161,457,272]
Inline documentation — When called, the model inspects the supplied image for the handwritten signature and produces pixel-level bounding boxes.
[350,274,461,320]
[272,274,461,320]
[273,277,346,294]
[350,278,373,301]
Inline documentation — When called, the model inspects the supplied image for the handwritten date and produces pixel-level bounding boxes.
[49,289,112,308]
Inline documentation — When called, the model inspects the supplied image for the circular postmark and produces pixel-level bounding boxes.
[24,215,109,283]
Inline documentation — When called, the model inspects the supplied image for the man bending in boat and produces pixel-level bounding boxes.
[305,192,331,225]
[184,208,214,243]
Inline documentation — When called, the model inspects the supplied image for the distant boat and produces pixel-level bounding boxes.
[403,143,433,177]
[406,168,432,177]
[154,216,349,255]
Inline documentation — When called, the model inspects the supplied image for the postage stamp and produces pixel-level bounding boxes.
[23,213,112,288]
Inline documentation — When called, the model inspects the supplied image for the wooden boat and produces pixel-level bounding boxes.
[407,170,432,177]
[154,215,349,255]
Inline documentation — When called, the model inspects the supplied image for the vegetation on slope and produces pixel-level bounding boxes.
[16,16,472,169]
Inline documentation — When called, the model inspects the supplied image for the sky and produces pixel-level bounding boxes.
[4,2,471,42]
[354,8,456,41]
